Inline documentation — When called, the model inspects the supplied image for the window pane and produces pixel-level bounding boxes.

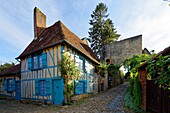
[39,56,42,68]
[8,79,13,91]
[33,56,38,68]
[40,80,46,95]
[79,59,83,70]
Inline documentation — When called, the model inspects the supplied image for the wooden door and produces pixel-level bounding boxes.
[15,80,21,100]
[52,78,64,105]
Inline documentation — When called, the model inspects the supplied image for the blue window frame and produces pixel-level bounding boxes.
[4,79,15,92]
[39,80,46,95]
[75,80,87,94]
[33,56,38,69]
[28,52,47,70]
[79,57,86,72]
[35,78,51,96]
[41,52,47,68]
[8,79,13,91]
[28,57,33,70]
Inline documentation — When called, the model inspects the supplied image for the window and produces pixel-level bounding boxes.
[8,79,13,91]
[78,59,83,70]
[75,80,87,94]
[39,80,46,95]
[33,56,38,69]
[28,52,47,70]
[35,78,51,96]
[39,56,42,68]
[4,79,15,92]
[75,55,86,72]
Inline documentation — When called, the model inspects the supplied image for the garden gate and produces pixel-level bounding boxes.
[147,80,170,113]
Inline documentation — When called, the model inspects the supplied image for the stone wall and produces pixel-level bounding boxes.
[105,35,142,65]
[98,73,108,92]
[93,73,99,94]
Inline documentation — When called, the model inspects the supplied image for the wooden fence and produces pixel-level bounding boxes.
[147,80,170,113]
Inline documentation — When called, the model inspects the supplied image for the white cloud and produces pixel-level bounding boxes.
[0,17,31,49]
[0,0,170,63]
[114,0,170,52]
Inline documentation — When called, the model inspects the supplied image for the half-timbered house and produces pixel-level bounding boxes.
[16,7,99,105]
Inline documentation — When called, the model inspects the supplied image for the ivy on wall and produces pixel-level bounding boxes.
[123,54,150,112]
[124,53,170,112]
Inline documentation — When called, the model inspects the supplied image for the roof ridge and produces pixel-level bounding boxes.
[17,20,99,64]
[57,21,99,64]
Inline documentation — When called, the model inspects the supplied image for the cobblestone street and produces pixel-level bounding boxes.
[0,82,134,113]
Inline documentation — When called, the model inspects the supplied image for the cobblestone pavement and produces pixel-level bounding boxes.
[0,82,134,113]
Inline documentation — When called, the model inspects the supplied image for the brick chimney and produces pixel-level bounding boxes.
[34,7,46,40]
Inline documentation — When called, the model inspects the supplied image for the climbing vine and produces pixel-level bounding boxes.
[58,52,81,104]
[107,64,123,86]
[124,53,170,111]
[123,54,150,112]
[97,61,108,77]
[146,54,170,90]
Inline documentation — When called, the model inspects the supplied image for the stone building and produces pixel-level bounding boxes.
[105,35,142,65]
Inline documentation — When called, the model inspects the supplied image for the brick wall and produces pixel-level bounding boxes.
[139,69,148,111]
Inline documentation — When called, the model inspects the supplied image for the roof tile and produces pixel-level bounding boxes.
[17,21,99,64]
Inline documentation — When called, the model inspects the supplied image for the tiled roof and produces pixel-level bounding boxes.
[17,21,99,64]
[0,64,20,77]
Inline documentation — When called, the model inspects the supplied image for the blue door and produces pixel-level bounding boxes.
[15,80,21,100]
[52,78,64,105]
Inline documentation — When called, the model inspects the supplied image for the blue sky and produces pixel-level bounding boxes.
[0,0,170,64]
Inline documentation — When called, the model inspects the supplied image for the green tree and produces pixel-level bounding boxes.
[89,3,120,60]
[0,62,15,72]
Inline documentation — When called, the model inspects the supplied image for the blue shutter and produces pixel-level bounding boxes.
[75,80,87,94]
[61,45,64,52]
[84,81,87,93]
[42,52,47,68]
[46,78,51,95]
[4,79,7,91]
[83,60,86,73]
[28,57,33,70]
[75,82,83,94]
[35,80,39,95]
[11,79,16,91]
[61,45,64,59]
